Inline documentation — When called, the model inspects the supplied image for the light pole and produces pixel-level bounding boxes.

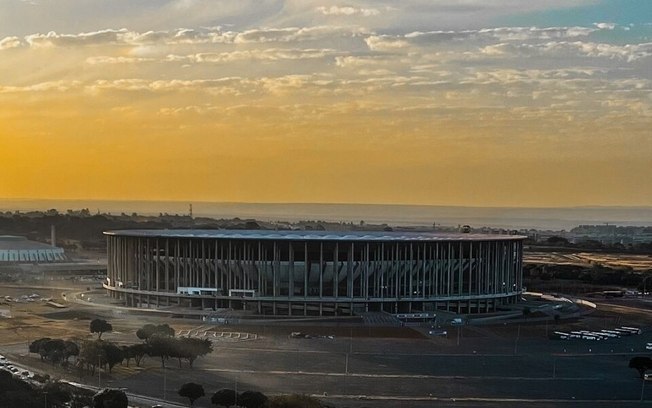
[234,374,238,407]
[642,276,652,298]
[641,377,646,402]
[163,366,166,400]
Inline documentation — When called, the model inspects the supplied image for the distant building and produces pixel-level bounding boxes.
[0,235,66,263]
[104,229,525,316]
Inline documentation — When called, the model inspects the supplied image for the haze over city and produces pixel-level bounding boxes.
[1,0,651,207]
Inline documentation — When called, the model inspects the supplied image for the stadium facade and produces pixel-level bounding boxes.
[104,230,525,316]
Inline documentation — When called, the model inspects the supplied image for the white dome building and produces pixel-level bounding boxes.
[0,235,66,263]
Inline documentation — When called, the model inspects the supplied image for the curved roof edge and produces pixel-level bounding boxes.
[104,229,527,242]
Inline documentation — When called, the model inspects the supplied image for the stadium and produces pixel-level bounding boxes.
[104,230,525,316]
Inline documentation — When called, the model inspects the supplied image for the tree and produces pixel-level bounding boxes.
[136,324,175,343]
[90,319,113,339]
[147,335,174,368]
[239,391,268,408]
[136,324,156,342]
[40,339,66,365]
[29,338,52,359]
[63,340,80,362]
[29,338,71,365]
[93,388,128,408]
[546,236,569,246]
[629,357,652,378]
[156,323,175,337]
[212,389,237,407]
[42,382,72,408]
[211,389,237,407]
[79,340,106,375]
[101,342,124,373]
[129,343,148,367]
[178,337,213,368]
[178,383,204,407]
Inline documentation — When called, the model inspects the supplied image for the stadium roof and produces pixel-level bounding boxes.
[104,229,526,242]
[0,235,59,250]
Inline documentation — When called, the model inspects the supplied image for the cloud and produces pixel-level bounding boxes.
[0,80,81,93]
[364,35,409,51]
[481,41,652,62]
[335,55,393,67]
[234,25,367,43]
[594,22,616,30]
[362,26,597,54]
[0,36,23,50]
[85,56,155,64]
[25,29,129,47]
[366,26,596,51]
[165,48,337,63]
[316,6,381,17]
[11,25,369,49]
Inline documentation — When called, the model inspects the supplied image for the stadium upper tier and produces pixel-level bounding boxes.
[104,229,525,316]
[105,229,523,242]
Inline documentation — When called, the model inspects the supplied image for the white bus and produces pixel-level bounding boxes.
[552,331,570,340]
[177,287,221,296]
[228,289,256,298]
[621,326,642,335]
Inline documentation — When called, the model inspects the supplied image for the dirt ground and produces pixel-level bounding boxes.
[524,251,652,271]
[5,282,652,407]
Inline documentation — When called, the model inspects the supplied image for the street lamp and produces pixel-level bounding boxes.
[234,374,239,407]
[641,377,646,402]
[642,276,652,298]
[163,366,166,400]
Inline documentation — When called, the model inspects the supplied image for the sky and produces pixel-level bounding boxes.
[0,0,651,207]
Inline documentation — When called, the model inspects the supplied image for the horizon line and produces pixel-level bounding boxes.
[1,197,652,211]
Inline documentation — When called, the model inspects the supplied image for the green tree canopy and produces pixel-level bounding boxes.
[239,391,268,408]
[176,337,213,367]
[630,356,652,378]
[211,388,236,407]
[90,319,113,339]
[136,324,175,343]
[93,388,128,408]
[101,342,124,373]
[178,382,205,407]
[79,340,107,375]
